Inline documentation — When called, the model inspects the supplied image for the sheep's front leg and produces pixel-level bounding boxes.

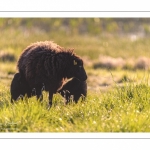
[36,88,43,102]
[48,91,53,108]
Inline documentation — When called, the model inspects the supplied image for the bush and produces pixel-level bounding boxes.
[0,52,16,62]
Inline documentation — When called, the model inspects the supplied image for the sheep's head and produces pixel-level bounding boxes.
[67,56,87,81]
[11,73,31,101]
[12,73,21,84]
[10,73,22,100]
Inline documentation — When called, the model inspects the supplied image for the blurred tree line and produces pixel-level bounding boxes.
[1,18,150,36]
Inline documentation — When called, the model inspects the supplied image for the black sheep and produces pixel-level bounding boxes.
[17,41,87,107]
[58,77,87,104]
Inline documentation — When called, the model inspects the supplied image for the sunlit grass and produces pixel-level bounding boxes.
[1,79,150,132]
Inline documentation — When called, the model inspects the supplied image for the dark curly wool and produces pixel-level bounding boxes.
[58,77,87,104]
[17,41,87,106]
[10,73,32,102]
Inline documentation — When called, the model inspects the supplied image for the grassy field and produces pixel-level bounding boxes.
[1,27,150,132]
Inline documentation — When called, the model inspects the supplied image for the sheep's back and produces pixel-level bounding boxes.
[17,41,63,78]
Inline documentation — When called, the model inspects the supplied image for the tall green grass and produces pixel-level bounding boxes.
[1,78,150,132]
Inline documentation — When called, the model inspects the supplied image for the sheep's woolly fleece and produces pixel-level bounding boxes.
[15,41,87,106]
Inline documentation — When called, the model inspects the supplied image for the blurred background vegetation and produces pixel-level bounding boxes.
[1,18,150,59]
[1,18,150,36]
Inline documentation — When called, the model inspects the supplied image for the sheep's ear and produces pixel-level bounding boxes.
[73,60,77,65]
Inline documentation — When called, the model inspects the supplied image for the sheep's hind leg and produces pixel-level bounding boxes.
[48,91,53,109]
